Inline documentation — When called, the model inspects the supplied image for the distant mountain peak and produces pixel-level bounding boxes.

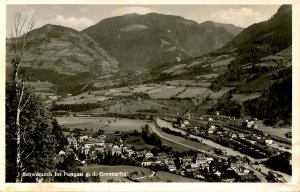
[82,13,235,71]
[276,4,292,16]
[225,4,292,51]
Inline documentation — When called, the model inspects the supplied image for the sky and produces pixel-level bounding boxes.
[6,4,282,36]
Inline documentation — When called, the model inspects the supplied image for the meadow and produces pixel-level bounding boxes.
[177,87,212,99]
[56,117,147,133]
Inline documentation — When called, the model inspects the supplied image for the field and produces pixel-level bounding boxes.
[162,64,187,74]
[149,86,186,99]
[186,60,203,68]
[86,99,185,115]
[57,93,110,104]
[163,80,210,87]
[159,131,214,152]
[197,73,219,80]
[177,87,212,99]
[161,139,195,152]
[148,99,193,114]
[255,121,291,142]
[210,87,234,99]
[210,57,235,67]
[123,135,154,150]
[239,73,275,93]
[81,165,200,182]
[231,93,261,103]
[28,81,54,92]
[56,117,147,133]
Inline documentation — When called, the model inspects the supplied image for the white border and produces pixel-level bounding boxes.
[1,0,299,191]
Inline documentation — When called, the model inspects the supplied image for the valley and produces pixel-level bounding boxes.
[5,4,292,183]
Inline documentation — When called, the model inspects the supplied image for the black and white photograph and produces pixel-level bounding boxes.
[1,0,299,191]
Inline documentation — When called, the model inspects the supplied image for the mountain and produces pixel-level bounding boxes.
[210,5,292,125]
[82,13,236,71]
[6,24,120,76]
[212,21,244,36]
[226,4,292,51]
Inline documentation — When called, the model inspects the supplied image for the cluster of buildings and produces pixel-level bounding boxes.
[59,131,259,182]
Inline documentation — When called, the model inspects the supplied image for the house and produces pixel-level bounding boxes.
[98,134,107,140]
[247,121,257,129]
[49,95,60,100]
[145,152,154,159]
[208,125,216,134]
[214,171,222,177]
[94,147,105,154]
[141,159,152,167]
[231,132,238,139]
[237,167,250,175]
[67,136,78,150]
[80,160,87,166]
[112,145,122,156]
[84,138,104,149]
[87,150,97,159]
[164,158,175,166]
[265,139,274,145]
[58,150,66,156]
[83,148,90,155]
[136,151,144,158]
[78,135,88,143]
[183,120,190,125]
[154,159,162,165]
[168,164,176,172]
[123,148,135,157]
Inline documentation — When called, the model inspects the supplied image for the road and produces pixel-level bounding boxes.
[147,123,226,160]
[155,118,268,162]
[149,121,270,183]
[248,165,268,182]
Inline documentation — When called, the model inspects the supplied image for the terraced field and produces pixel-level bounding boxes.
[231,93,261,103]
[177,87,212,99]
[210,87,234,99]
[149,86,186,99]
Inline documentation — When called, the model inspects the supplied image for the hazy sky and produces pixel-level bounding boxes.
[6,4,281,36]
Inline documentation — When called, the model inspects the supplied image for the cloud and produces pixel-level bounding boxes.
[44,15,95,30]
[80,8,90,13]
[113,6,157,16]
[211,7,267,27]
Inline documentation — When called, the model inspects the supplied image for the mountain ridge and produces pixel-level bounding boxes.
[82,12,236,71]
[6,24,120,76]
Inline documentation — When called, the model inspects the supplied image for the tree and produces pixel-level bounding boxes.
[6,12,38,182]
[6,12,58,183]
[52,118,68,153]
[6,87,58,182]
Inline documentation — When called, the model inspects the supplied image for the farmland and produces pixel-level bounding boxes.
[210,87,234,99]
[149,86,186,99]
[162,64,187,74]
[56,116,148,133]
[231,93,261,103]
[28,81,55,92]
[255,121,291,142]
[163,80,211,87]
[57,94,110,105]
[177,87,212,99]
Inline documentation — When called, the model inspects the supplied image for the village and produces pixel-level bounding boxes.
[55,111,290,183]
